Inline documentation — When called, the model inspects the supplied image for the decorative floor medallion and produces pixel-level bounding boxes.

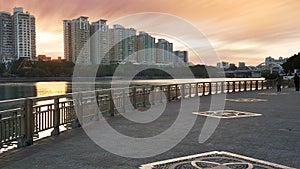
[139,151,295,169]
[258,92,289,96]
[193,110,262,119]
[225,98,267,103]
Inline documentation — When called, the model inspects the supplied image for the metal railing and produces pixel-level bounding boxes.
[0,79,291,149]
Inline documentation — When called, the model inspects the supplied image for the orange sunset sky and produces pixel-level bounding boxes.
[1,0,300,66]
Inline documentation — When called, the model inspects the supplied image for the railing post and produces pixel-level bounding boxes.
[51,98,60,135]
[261,80,264,90]
[109,90,115,117]
[195,83,199,97]
[167,85,171,101]
[221,82,224,93]
[239,81,241,92]
[132,87,137,108]
[175,84,178,100]
[232,81,236,92]
[244,81,247,91]
[182,84,186,98]
[151,86,155,105]
[189,84,192,98]
[159,86,163,103]
[71,93,82,128]
[208,82,212,95]
[202,83,206,96]
[227,82,230,93]
[19,98,34,147]
[122,89,126,112]
[143,87,147,106]
[255,80,259,90]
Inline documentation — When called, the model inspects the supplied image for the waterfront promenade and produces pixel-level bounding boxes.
[0,87,299,168]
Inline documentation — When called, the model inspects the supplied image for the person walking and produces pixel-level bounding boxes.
[275,75,282,92]
[294,73,299,91]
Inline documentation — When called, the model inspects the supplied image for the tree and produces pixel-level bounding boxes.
[282,53,300,74]
[0,63,5,74]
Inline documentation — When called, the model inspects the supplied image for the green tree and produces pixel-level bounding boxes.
[282,53,300,74]
[0,63,5,74]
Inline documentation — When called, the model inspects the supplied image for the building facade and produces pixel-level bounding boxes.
[13,7,36,60]
[63,20,72,62]
[64,16,91,64]
[0,7,36,60]
[108,24,125,64]
[124,28,137,63]
[0,12,13,58]
[156,39,173,65]
[137,32,155,65]
[63,16,185,66]
[217,61,229,69]
[90,19,109,64]
[174,50,188,66]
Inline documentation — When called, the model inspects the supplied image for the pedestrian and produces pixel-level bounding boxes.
[294,73,299,91]
[275,75,282,92]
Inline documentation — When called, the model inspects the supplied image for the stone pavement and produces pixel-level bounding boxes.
[0,88,299,168]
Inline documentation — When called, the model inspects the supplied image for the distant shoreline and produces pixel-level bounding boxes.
[0,77,73,83]
[0,76,174,83]
[0,76,266,84]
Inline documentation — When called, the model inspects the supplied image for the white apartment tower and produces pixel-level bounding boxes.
[64,16,90,64]
[125,28,137,63]
[109,24,125,64]
[108,25,137,64]
[156,39,173,65]
[0,12,14,58]
[12,7,36,60]
[90,19,109,65]
[0,7,36,60]
[137,31,155,65]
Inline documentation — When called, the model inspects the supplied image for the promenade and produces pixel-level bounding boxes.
[0,88,299,168]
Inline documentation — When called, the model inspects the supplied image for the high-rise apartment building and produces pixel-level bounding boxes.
[13,7,36,60]
[64,16,90,64]
[108,25,137,64]
[174,50,188,66]
[0,12,13,58]
[137,31,155,65]
[156,39,173,65]
[0,7,36,60]
[63,16,183,66]
[63,20,72,62]
[109,24,125,64]
[124,28,137,63]
[90,19,109,64]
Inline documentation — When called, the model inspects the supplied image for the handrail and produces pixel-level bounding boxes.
[0,79,291,150]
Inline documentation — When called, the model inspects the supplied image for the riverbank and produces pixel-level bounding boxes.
[0,77,73,83]
[0,76,125,83]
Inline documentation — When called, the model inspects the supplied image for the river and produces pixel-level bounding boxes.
[0,78,264,101]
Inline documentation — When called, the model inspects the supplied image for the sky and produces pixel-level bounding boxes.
[1,0,300,66]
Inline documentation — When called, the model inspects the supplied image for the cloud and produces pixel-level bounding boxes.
[1,0,300,65]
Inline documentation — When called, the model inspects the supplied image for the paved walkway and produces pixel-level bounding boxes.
[0,88,299,168]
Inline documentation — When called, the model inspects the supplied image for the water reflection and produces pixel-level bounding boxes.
[36,82,68,97]
[0,83,37,101]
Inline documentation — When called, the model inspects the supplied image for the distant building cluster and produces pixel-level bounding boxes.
[217,61,246,70]
[256,56,288,74]
[217,55,290,78]
[0,7,36,61]
[63,16,188,66]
